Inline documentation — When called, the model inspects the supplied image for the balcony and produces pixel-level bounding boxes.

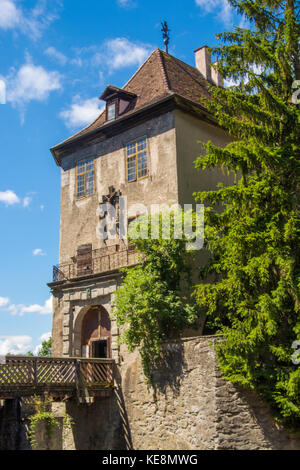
[0,356,114,402]
[52,245,137,282]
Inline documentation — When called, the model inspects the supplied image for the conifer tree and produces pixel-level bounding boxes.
[194,0,300,426]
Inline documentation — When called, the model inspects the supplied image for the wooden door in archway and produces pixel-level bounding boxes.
[81,306,112,358]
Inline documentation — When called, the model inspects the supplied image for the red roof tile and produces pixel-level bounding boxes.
[56,49,211,147]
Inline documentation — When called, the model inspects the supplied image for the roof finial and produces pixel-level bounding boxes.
[161,21,170,54]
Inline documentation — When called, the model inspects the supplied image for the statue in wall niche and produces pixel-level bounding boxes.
[97,186,123,245]
[102,186,121,209]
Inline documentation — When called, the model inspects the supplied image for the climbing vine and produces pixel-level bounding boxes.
[113,211,202,381]
[28,396,74,449]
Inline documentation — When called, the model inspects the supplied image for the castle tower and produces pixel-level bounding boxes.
[48,47,230,361]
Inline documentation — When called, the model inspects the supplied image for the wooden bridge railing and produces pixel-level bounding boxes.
[0,356,114,400]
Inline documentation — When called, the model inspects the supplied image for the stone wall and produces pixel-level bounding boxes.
[2,336,299,450]
[117,336,300,450]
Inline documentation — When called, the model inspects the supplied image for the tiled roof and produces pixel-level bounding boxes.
[56,49,211,147]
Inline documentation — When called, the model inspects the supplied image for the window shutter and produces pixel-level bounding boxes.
[77,244,92,276]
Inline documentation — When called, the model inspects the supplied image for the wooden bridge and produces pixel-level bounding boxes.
[0,356,114,402]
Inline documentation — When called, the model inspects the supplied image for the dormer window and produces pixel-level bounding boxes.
[107,103,116,121]
[100,85,137,123]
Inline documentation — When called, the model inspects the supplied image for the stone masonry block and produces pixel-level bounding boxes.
[62,342,69,355]
[63,327,70,336]
[63,315,70,327]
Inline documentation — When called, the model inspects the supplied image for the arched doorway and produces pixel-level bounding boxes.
[81,306,112,358]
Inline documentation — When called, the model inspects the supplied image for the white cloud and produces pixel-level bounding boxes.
[40,204,45,211]
[0,0,61,40]
[23,196,32,208]
[0,79,5,104]
[1,296,52,316]
[18,297,52,316]
[0,0,21,30]
[6,61,62,107]
[117,0,136,7]
[195,0,233,25]
[0,190,37,208]
[34,331,51,355]
[0,297,10,308]
[104,38,152,70]
[60,96,104,129]
[224,64,264,88]
[70,38,152,75]
[224,77,239,88]
[44,46,67,66]
[33,248,46,256]
[0,335,32,355]
[40,332,51,342]
[239,15,250,29]
[0,190,20,206]
[70,57,83,67]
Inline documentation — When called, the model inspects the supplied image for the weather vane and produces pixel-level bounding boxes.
[161,21,170,54]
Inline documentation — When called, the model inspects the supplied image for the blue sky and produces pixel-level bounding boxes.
[0,0,245,355]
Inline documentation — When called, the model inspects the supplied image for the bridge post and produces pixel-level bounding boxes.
[33,358,37,385]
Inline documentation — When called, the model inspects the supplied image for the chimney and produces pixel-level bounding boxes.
[194,46,211,82]
[211,62,223,87]
[194,46,223,87]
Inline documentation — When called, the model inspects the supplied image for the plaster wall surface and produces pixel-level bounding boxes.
[174,108,234,206]
[58,112,178,265]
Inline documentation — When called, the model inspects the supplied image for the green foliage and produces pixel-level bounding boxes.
[113,212,201,380]
[38,337,52,357]
[28,396,74,449]
[26,337,52,358]
[28,396,59,449]
[193,0,300,427]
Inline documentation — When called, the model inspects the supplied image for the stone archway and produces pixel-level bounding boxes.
[80,305,112,358]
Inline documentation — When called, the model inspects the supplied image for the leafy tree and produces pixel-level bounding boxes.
[194,0,300,426]
[26,338,52,357]
[113,212,201,380]
[38,337,52,357]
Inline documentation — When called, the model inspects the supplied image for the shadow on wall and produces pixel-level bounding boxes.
[65,398,123,450]
[151,341,185,399]
[65,369,133,450]
[233,387,300,451]
[114,366,133,450]
[0,399,31,450]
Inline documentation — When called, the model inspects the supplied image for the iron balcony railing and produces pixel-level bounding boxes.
[53,245,137,282]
